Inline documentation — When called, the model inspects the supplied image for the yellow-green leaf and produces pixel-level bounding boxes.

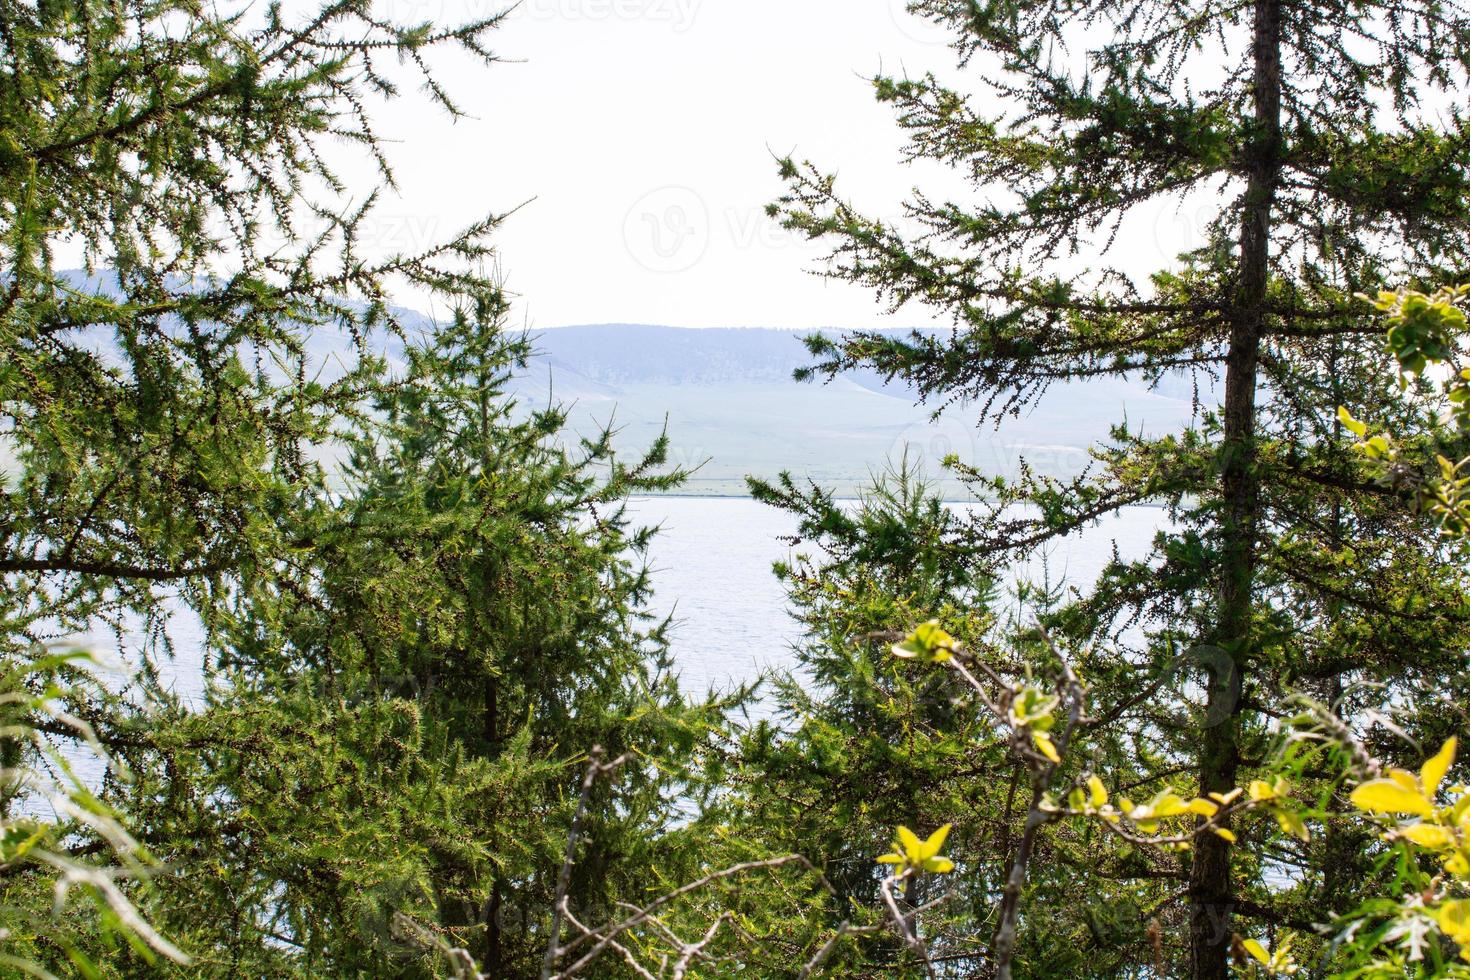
[920,823,951,860]
[1350,779,1435,816]
[1453,795,1470,829]
[1248,780,1277,802]
[1400,823,1456,848]
[1150,794,1191,818]
[1242,938,1270,965]
[1212,827,1237,843]
[1389,768,1420,792]
[1424,737,1458,800]
[1087,775,1108,807]
[1438,899,1470,945]
[892,620,958,663]
[1187,798,1220,817]
[1033,732,1061,764]
[1338,405,1367,437]
[1275,807,1311,842]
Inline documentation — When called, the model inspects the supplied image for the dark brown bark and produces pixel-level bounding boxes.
[0,557,224,579]
[1188,0,1282,974]
[483,878,503,974]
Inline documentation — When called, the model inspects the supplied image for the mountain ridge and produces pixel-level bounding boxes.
[33,273,1208,495]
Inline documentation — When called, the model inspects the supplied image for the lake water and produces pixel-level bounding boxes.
[45,495,1162,793]
[629,495,1164,699]
[89,496,1165,708]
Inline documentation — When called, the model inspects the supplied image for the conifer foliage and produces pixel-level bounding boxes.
[0,1,722,974]
[7,0,1470,975]
[768,0,1470,973]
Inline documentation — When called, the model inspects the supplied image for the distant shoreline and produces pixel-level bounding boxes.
[633,489,1172,510]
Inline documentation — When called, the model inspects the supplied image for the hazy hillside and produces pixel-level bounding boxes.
[533,325,812,384]
[29,277,1209,497]
[516,323,1209,497]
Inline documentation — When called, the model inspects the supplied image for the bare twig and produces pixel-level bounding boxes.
[879,870,939,980]
[540,746,631,980]
[542,745,852,979]
[796,920,885,978]
[990,627,1088,980]
[671,913,732,979]
[550,854,827,978]
[391,912,485,980]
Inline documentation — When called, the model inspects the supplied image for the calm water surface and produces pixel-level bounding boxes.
[87,497,1166,705]
[628,496,1164,698]
[53,497,1162,790]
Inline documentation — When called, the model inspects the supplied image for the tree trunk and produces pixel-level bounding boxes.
[1189,0,1281,973]
[483,878,503,974]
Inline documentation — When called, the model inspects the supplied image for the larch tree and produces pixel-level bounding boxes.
[0,0,505,965]
[1,0,506,623]
[768,0,1470,974]
[0,0,722,974]
[93,298,728,975]
[0,0,506,967]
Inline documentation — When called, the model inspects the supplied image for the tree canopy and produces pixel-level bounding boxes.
[5,0,1470,976]
[765,0,1470,973]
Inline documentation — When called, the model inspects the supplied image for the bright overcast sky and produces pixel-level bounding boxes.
[355,0,1202,329]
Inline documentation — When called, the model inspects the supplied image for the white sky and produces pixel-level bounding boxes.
[353,0,1209,329]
